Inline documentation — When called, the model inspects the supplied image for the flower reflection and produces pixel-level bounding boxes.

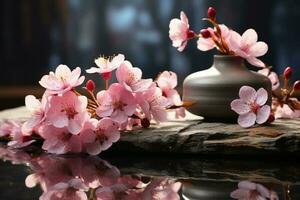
[0,145,181,200]
[231,180,279,200]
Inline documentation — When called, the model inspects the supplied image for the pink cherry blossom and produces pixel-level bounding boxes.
[156,71,181,105]
[47,91,90,135]
[83,118,120,155]
[169,11,193,51]
[136,84,169,123]
[86,54,125,74]
[40,178,88,200]
[274,103,300,119]
[197,24,231,51]
[39,64,85,95]
[156,71,186,118]
[229,29,268,67]
[96,83,136,124]
[231,181,279,200]
[6,121,35,149]
[22,94,49,133]
[116,61,153,93]
[231,86,271,128]
[39,125,83,154]
[258,68,280,91]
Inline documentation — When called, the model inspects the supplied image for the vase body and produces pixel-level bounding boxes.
[183,55,272,122]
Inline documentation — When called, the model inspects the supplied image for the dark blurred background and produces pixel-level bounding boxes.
[1,0,300,109]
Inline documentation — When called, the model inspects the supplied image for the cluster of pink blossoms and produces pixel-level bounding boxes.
[169,7,300,128]
[0,54,185,154]
[169,8,268,67]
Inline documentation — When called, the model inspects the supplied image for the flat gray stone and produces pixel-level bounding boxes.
[1,107,300,155]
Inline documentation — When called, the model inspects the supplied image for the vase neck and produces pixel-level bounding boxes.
[212,55,246,72]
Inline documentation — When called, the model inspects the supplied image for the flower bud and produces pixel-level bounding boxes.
[293,80,300,91]
[86,80,95,91]
[186,30,196,39]
[200,29,211,38]
[207,7,216,19]
[283,66,292,80]
[141,118,150,128]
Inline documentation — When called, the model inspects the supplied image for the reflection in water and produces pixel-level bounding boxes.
[0,146,181,200]
[231,181,278,200]
[0,145,297,199]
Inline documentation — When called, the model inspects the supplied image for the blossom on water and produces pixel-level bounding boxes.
[86,54,125,78]
[231,181,279,200]
[96,83,136,124]
[46,91,90,135]
[229,29,268,67]
[116,61,152,93]
[83,118,120,155]
[39,64,85,95]
[22,94,48,133]
[136,84,169,123]
[169,11,194,51]
[231,86,271,128]
[258,68,280,91]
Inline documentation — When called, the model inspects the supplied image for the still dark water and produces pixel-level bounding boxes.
[0,144,299,199]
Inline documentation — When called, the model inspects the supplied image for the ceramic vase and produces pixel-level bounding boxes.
[183,55,272,122]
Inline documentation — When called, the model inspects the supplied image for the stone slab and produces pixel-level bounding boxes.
[1,107,300,156]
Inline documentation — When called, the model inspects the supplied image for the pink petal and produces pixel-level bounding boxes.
[111,110,128,124]
[22,116,42,133]
[87,141,102,155]
[258,68,269,76]
[25,95,41,111]
[68,119,82,135]
[130,79,153,92]
[86,67,101,74]
[239,86,257,103]
[238,112,256,128]
[228,30,242,50]
[165,89,181,106]
[109,54,125,70]
[255,88,268,106]
[52,114,69,128]
[55,64,71,77]
[247,57,265,68]
[231,99,251,115]
[157,71,178,90]
[177,40,187,52]
[241,29,258,47]
[197,38,215,51]
[180,11,189,26]
[68,67,82,86]
[248,41,268,57]
[269,72,280,91]
[256,105,271,124]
